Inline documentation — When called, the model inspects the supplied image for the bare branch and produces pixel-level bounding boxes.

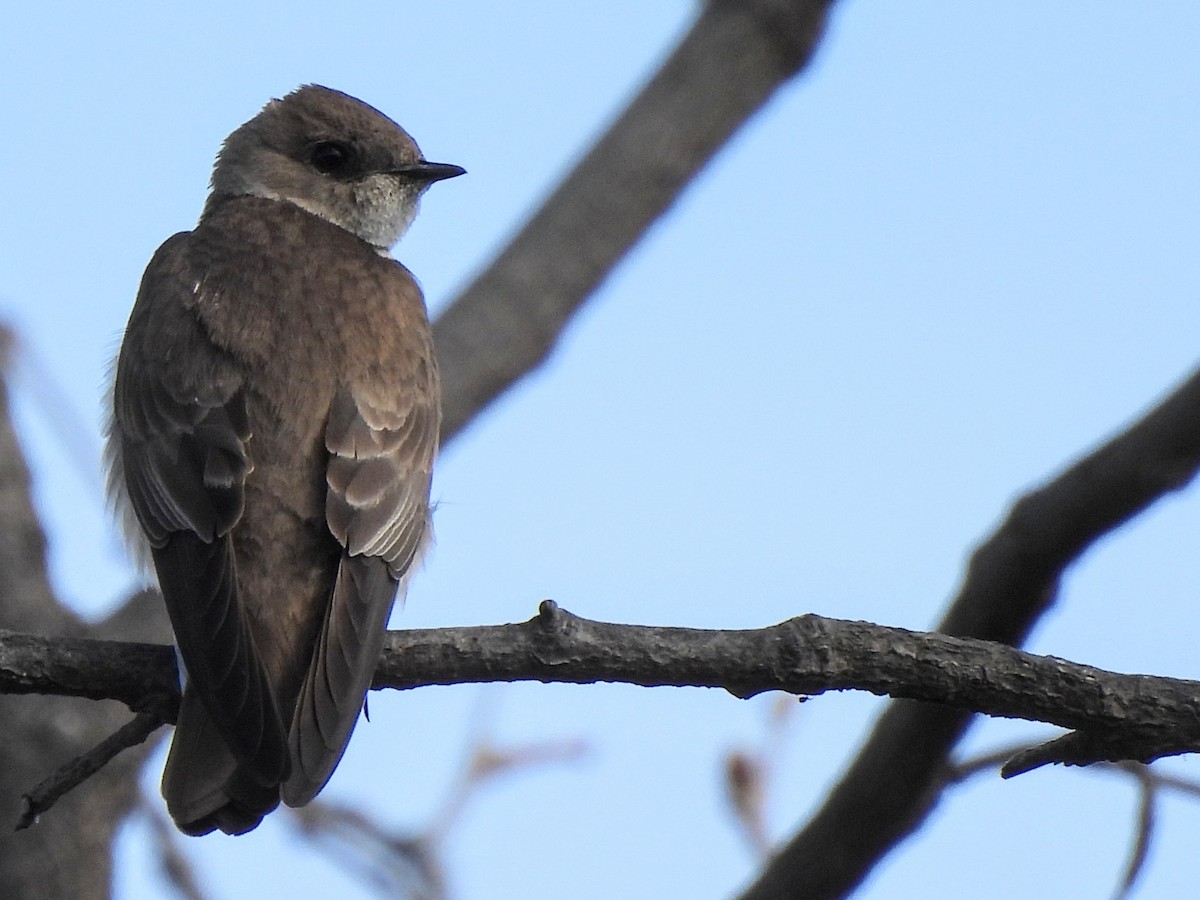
[0,629,179,712]
[9,600,1200,824]
[943,742,1043,784]
[374,602,1200,764]
[15,706,167,830]
[1002,732,1152,779]
[433,0,834,441]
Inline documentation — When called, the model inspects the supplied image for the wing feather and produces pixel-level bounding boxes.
[111,233,288,785]
[282,383,437,805]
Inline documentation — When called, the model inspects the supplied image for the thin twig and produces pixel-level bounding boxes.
[16,705,169,829]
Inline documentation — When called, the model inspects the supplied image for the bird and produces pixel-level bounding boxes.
[106,84,463,835]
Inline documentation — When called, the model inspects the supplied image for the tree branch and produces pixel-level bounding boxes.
[15,706,168,831]
[0,629,179,713]
[382,602,1200,763]
[7,600,1200,824]
[433,0,834,441]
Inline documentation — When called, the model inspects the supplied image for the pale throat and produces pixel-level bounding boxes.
[294,175,419,250]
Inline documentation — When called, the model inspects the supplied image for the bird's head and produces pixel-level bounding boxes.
[208,84,464,250]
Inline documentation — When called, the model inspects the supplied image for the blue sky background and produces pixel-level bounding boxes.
[4,3,1200,898]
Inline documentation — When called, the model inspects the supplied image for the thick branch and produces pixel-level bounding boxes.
[379,603,1200,760]
[7,602,1200,811]
[433,0,834,441]
[0,629,179,713]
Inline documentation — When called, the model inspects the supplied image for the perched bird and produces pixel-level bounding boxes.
[106,85,463,835]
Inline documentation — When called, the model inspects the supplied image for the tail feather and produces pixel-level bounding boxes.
[281,554,396,807]
[163,688,281,836]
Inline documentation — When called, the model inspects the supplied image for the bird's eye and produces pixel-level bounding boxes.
[309,141,353,175]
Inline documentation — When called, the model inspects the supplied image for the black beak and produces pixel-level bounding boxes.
[393,161,466,183]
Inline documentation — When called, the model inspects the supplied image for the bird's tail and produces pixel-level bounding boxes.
[162,688,281,836]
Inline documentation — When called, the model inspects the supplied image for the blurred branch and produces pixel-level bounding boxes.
[433,0,834,441]
[291,801,445,900]
[724,696,798,860]
[423,736,589,844]
[945,752,1187,900]
[9,600,1200,824]
[289,731,585,899]
[1114,766,1156,900]
[0,328,168,898]
[741,362,1200,899]
[146,801,210,900]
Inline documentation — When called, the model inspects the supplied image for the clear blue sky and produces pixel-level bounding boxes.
[4,3,1200,898]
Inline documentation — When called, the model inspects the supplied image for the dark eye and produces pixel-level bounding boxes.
[309,141,353,175]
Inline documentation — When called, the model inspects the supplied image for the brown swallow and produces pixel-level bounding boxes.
[106,85,462,835]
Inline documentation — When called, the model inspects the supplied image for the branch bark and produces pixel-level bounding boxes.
[6,600,1200,824]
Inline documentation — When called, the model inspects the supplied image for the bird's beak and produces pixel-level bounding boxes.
[393,161,466,183]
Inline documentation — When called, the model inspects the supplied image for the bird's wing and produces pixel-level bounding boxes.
[112,233,288,785]
[283,383,438,805]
